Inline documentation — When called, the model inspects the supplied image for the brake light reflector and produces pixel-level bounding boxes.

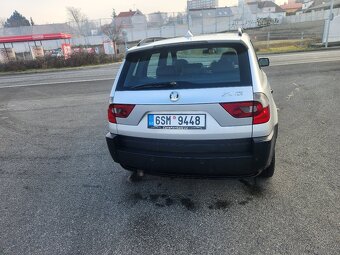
[220,101,254,118]
[220,93,270,125]
[108,104,135,123]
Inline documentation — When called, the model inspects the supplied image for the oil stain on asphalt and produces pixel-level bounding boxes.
[129,193,256,212]
[208,200,231,210]
[128,178,263,211]
[180,198,196,211]
[131,192,196,211]
[238,197,254,205]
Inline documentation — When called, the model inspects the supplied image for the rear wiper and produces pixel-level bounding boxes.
[129,81,177,90]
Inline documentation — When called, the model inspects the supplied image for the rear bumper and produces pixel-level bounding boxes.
[106,125,278,177]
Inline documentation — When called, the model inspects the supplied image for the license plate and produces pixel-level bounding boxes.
[148,114,206,129]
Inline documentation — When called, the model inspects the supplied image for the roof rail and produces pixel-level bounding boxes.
[137,37,167,46]
[238,27,243,37]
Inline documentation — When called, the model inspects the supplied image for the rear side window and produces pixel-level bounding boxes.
[117,43,251,90]
[146,53,160,78]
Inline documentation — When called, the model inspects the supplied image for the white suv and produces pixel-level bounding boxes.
[106,31,278,178]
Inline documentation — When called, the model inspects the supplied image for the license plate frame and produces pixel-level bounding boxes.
[148,114,206,130]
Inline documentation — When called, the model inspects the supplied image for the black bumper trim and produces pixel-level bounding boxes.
[106,125,278,177]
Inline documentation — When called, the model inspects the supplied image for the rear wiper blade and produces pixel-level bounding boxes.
[129,81,177,90]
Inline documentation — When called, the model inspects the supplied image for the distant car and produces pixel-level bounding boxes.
[48,49,63,58]
[106,30,278,178]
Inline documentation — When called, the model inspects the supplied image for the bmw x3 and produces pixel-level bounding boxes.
[106,30,278,178]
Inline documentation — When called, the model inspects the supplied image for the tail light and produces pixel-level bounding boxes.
[108,104,135,123]
[220,93,270,125]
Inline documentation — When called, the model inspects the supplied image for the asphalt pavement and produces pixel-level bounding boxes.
[1,49,340,89]
[0,51,339,255]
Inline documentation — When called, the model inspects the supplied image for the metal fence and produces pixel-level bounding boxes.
[59,8,340,42]
[0,7,338,54]
[283,8,340,23]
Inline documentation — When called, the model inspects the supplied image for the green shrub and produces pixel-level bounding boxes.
[0,52,117,72]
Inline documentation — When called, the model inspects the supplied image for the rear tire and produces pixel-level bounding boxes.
[128,171,144,182]
[259,152,275,178]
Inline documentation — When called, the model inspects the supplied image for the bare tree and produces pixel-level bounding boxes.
[0,18,5,28]
[102,11,121,58]
[101,23,121,44]
[101,22,121,59]
[66,7,89,38]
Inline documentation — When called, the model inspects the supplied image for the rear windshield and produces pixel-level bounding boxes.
[117,43,252,90]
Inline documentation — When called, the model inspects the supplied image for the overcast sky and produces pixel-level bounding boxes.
[1,0,285,24]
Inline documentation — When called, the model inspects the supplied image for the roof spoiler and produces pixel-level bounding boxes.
[137,37,167,46]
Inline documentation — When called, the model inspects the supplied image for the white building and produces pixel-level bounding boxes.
[115,10,147,30]
[148,12,168,26]
[187,0,219,10]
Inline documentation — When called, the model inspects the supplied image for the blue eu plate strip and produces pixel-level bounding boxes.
[148,114,154,126]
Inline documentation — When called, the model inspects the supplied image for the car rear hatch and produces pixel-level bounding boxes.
[109,42,254,140]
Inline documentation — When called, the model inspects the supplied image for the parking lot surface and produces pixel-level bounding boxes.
[0,54,339,254]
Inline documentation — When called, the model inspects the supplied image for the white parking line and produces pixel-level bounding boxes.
[0,77,114,89]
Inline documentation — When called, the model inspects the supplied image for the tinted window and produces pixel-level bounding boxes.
[146,53,160,78]
[117,43,251,90]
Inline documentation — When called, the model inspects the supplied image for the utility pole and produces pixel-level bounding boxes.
[215,8,218,33]
[242,0,245,27]
[325,0,335,48]
[201,10,204,34]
